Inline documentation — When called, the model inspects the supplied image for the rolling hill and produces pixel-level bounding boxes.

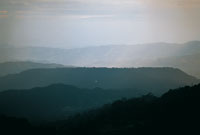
[0,61,65,77]
[0,67,198,95]
[1,83,200,135]
[0,84,145,122]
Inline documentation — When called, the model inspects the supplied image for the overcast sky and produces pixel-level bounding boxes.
[0,0,200,48]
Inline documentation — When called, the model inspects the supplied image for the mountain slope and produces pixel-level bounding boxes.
[0,67,198,95]
[1,84,200,135]
[55,84,200,135]
[152,53,200,78]
[0,84,143,122]
[0,61,65,77]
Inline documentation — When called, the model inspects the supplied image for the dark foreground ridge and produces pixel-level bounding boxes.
[1,84,200,135]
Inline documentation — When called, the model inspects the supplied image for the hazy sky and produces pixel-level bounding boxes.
[0,0,200,48]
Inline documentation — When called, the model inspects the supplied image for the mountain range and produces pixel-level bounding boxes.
[1,41,200,134]
[1,41,200,78]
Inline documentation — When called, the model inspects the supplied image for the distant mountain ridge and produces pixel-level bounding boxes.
[1,41,200,78]
[0,61,65,77]
[0,67,198,95]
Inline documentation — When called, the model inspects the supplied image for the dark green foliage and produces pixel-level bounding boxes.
[0,115,32,135]
[0,115,55,135]
[54,84,200,135]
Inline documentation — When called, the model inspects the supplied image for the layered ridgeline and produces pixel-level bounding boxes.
[1,41,200,78]
[0,84,144,122]
[0,61,65,77]
[1,83,200,135]
[0,67,198,95]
